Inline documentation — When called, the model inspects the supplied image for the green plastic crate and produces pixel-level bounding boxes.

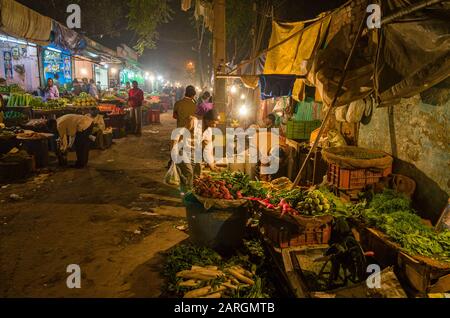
[286,120,321,140]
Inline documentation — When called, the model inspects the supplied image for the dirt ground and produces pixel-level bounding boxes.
[0,112,190,297]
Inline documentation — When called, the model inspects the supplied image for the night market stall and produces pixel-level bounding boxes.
[166,0,450,299]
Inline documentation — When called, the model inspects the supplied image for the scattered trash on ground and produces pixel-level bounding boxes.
[176,223,188,232]
[141,212,159,216]
[9,194,22,201]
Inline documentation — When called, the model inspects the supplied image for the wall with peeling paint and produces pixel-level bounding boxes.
[358,95,449,223]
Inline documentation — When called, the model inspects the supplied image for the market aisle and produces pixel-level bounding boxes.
[0,112,189,297]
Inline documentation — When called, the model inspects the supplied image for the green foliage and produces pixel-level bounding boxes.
[127,0,173,54]
[361,190,450,261]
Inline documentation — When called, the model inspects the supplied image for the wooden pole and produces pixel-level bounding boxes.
[292,6,369,188]
[213,0,227,126]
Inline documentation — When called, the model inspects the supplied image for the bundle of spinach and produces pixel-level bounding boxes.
[361,190,450,262]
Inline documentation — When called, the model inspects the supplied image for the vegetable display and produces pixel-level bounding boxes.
[193,171,257,200]
[6,93,33,107]
[296,189,331,216]
[358,190,450,262]
[162,244,271,298]
[72,93,97,107]
[3,111,26,121]
[31,98,68,110]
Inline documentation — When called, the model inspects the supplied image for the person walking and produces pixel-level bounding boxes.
[173,85,197,128]
[128,80,144,136]
[172,109,220,194]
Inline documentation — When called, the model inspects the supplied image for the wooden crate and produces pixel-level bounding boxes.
[260,209,332,249]
[356,223,450,294]
[354,225,399,268]
[397,252,450,294]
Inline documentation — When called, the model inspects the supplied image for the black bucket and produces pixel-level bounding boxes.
[183,193,248,253]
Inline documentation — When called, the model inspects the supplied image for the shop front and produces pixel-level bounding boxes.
[74,58,94,81]
[0,35,40,92]
[119,67,144,87]
[41,46,72,90]
[94,64,108,90]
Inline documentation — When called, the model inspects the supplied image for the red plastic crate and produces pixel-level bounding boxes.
[148,110,160,124]
[327,163,392,190]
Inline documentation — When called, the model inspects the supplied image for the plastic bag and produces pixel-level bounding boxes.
[164,162,180,186]
[346,99,366,123]
[335,105,348,122]
[327,129,346,148]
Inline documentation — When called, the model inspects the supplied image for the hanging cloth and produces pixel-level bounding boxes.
[181,0,192,11]
[194,0,214,32]
[240,75,259,89]
[259,75,297,100]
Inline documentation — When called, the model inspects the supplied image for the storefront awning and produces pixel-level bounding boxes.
[0,0,52,46]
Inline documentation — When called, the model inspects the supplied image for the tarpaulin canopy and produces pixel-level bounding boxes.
[51,21,86,53]
[0,0,52,45]
[263,0,449,107]
[376,0,450,105]
[263,16,331,101]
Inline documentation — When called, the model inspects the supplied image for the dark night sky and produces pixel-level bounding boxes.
[16,0,346,82]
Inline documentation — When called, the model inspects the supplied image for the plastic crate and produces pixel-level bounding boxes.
[327,163,392,190]
[148,110,161,124]
[286,120,321,140]
[294,99,323,121]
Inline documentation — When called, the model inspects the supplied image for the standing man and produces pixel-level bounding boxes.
[173,85,197,128]
[172,109,220,194]
[128,80,144,136]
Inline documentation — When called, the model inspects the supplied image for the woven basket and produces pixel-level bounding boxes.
[193,193,248,210]
[322,146,393,170]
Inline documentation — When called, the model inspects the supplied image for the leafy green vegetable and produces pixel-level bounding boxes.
[360,190,450,262]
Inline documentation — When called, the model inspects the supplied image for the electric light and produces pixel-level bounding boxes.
[230,85,238,94]
[238,105,248,117]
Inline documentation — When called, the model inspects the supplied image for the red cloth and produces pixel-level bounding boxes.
[128,88,144,108]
